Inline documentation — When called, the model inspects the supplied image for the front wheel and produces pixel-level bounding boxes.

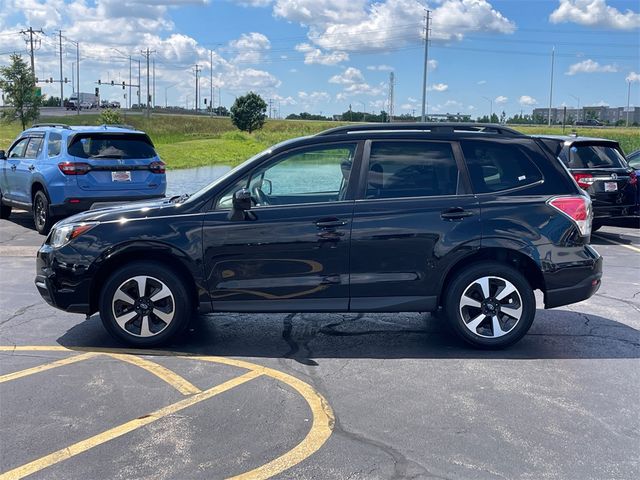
[33,190,54,235]
[444,262,536,349]
[99,261,193,347]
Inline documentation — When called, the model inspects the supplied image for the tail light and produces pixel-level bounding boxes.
[548,195,592,236]
[58,162,91,175]
[149,161,165,174]
[629,171,637,185]
[572,173,595,189]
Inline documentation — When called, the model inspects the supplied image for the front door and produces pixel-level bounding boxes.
[3,137,30,203]
[349,140,481,311]
[202,142,361,312]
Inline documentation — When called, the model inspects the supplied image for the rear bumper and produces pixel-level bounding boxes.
[50,195,165,217]
[544,245,603,309]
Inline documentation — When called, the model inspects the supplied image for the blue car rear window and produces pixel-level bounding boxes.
[68,134,156,159]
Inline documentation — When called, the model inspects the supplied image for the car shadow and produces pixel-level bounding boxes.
[57,308,640,361]
[1,209,35,231]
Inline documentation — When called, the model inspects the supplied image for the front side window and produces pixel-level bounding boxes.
[24,137,43,159]
[366,141,459,199]
[48,133,62,157]
[462,140,543,193]
[8,138,29,158]
[244,143,357,207]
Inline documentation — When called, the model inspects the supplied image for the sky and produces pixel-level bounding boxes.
[0,0,638,118]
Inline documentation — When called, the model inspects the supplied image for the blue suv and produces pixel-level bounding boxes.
[0,123,166,234]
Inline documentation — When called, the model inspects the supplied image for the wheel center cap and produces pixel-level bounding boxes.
[482,299,500,315]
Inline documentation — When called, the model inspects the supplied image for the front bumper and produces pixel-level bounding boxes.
[35,243,93,314]
[49,195,165,217]
[544,245,603,309]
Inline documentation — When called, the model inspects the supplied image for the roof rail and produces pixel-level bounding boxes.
[31,123,71,129]
[316,122,522,137]
[100,124,135,130]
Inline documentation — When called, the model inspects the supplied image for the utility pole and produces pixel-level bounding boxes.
[388,72,395,122]
[152,57,155,109]
[141,48,155,118]
[420,10,431,122]
[548,46,555,126]
[268,98,273,119]
[21,27,43,78]
[137,59,141,109]
[210,50,214,117]
[58,30,64,107]
[627,80,631,127]
[76,41,79,116]
[194,64,201,113]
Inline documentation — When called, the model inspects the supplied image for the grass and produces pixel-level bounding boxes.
[0,113,638,169]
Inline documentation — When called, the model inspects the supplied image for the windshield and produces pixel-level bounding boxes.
[68,134,157,159]
[182,148,273,204]
[568,143,626,169]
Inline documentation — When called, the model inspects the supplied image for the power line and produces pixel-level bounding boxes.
[20,27,43,76]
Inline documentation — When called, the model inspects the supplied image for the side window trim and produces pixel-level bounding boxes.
[356,138,461,201]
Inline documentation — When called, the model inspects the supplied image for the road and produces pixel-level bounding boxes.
[1,210,639,480]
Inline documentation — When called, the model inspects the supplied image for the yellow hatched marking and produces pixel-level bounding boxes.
[0,352,98,384]
[593,234,640,253]
[104,353,201,396]
[0,370,261,480]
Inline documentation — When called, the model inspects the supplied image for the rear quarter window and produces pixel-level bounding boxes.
[461,140,543,194]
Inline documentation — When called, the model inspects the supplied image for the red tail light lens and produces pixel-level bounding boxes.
[629,171,637,185]
[572,173,595,189]
[149,161,166,174]
[58,162,91,175]
[548,195,592,236]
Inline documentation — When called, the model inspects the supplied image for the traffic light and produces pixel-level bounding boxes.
[35,77,39,83]
[98,79,101,85]
[64,77,68,83]
[122,82,125,90]
[95,87,99,96]
[204,98,207,105]
[49,77,53,83]
[111,80,114,86]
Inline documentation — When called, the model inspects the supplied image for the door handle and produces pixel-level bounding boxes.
[10,164,16,171]
[315,218,348,228]
[441,207,474,220]
[28,165,35,171]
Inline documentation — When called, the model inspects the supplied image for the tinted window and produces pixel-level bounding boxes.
[569,144,626,169]
[48,133,62,157]
[8,138,29,158]
[366,141,458,199]
[68,134,156,159]
[462,141,543,193]
[24,137,43,158]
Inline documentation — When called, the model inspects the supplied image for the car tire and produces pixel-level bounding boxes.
[444,262,536,349]
[99,261,193,347]
[33,190,54,235]
[0,192,11,219]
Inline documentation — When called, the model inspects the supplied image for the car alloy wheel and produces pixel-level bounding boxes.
[458,275,523,339]
[111,275,175,338]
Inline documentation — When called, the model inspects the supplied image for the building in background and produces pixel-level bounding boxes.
[533,106,640,125]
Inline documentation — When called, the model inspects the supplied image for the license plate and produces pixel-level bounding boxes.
[111,171,131,182]
[604,182,618,192]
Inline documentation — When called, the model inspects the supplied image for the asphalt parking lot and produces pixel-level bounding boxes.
[1,210,639,480]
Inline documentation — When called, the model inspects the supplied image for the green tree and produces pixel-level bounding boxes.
[230,92,267,133]
[99,109,123,125]
[0,54,41,130]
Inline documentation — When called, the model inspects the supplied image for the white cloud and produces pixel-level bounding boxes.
[495,95,508,104]
[519,95,537,106]
[477,80,487,85]
[229,32,270,64]
[329,67,383,97]
[626,72,640,83]
[429,83,448,92]
[366,64,394,71]
[295,43,349,65]
[329,67,365,85]
[566,59,618,75]
[428,59,438,70]
[594,100,610,106]
[272,0,515,53]
[550,0,640,30]
[298,90,331,103]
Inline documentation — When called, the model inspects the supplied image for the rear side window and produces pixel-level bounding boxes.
[24,137,43,158]
[461,141,543,193]
[366,141,458,199]
[68,134,156,159]
[568,143,625,169]
[48,133,62,157]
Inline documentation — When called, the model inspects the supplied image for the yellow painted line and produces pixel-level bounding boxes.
[0,370,262,480]
[104,353,201,396]
[0,352,97,384]
[593,234,640,253]
[0,346,335,480]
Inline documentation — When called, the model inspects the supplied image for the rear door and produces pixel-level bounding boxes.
[67,133,161,193]
[15,135,44,203]
[348,139,481,311]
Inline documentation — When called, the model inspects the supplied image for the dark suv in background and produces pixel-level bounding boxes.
[536,135,638,230]
[35,123,602,349]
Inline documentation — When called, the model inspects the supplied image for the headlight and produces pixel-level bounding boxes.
[50,222,98,248]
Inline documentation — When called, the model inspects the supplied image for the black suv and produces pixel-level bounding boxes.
[35,123,602,349]
[536,135,638,230]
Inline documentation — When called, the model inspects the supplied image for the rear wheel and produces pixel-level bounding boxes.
[99,261,192,347]
[444,262,536,349]
[33,190,54,235]
[0,192,11,219]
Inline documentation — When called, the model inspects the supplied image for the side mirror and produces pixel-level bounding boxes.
[228,188,252,221]
[0,150,6,160]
